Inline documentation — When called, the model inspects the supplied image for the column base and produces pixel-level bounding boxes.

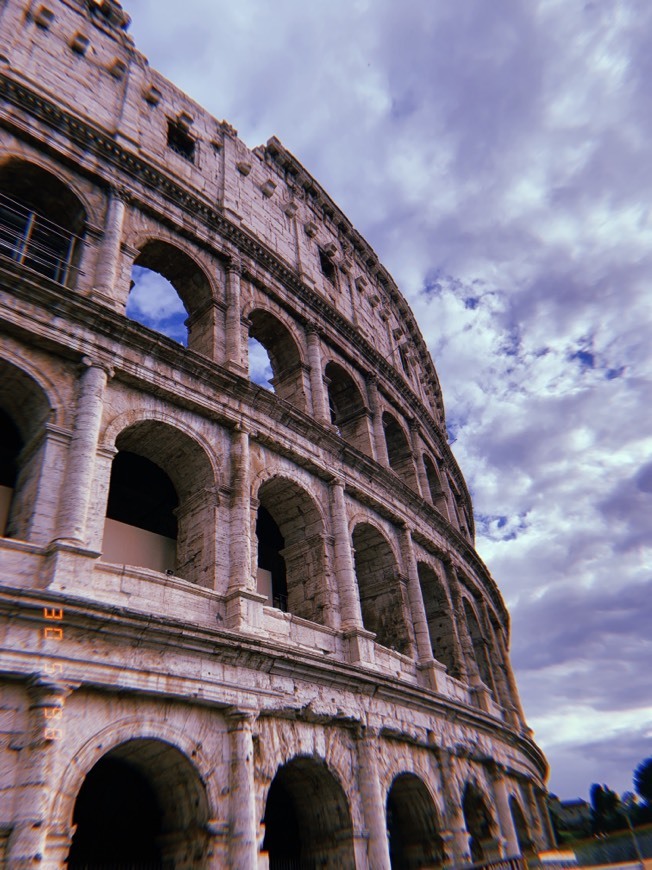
[344,627,376,665]
[417,658,448,692]
[40,539,101,589]
[225,587,267,632]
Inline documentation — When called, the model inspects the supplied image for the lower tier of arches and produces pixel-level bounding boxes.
[0,679,554,870]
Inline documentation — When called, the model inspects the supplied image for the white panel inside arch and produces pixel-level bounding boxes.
[101,517,176,574]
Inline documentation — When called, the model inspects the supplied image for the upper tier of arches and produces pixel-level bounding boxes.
[0,153,475,543]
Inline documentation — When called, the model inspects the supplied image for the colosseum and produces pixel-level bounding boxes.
[0,0,553,867]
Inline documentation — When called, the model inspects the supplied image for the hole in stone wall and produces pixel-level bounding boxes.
[417,562,459,677]
[319,248,336,284]
[256,504,288,611]
[127,265,188,345]
[248,336,274,391]
[67,756,163,868]
[0,409,21,537]
[352,523,409,654]
[248,310,305,410]
[386,773,445,870]
[167,120,195,162]
[262,757,355,869]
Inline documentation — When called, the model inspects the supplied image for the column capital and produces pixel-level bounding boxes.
[306,321,324,337]
[225,255,243,275]
[225,707,257,729]
[80,356,114,379]
[109,185,132,204]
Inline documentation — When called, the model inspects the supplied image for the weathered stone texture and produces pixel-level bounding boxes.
[0,0,550,866]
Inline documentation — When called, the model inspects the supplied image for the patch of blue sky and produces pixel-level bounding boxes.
[126,266,188,345]
[248,337,274,390]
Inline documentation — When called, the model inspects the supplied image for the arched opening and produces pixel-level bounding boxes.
[127,241,214,354]
[102,421,215,585]
[510,795,534,857]
[422,455,449,517]
[462,783,499,865]
[324,362,372,455]
[386,773,445,869]
[383,412,417,490]
[0,360,51,540]
[262,756,355,869]
[352,523,410,654]
[248,335,274,390]
[416,563,459,676]
[0,159,86,287]
[67,738,209,869]
[248,310,306,410]
[256,477,327,624]
[463,599,496,693]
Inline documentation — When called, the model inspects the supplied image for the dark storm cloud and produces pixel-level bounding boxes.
[125,0,652,798]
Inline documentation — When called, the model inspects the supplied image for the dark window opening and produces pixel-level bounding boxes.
[399,345,410,377]
[167,121,196,162]
[263,777,302,869]
[0,409,21,489]
[0,193,80,285]
[319,248,336,284]
[387,774,445,870]
[257,505,288,611]
[106,451,178,539]
[67,756,163,869]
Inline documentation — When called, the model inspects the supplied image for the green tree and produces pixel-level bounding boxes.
[590,784,626,835]
[634,758,652,805]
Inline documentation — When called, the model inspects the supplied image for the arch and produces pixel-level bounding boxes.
[422,454,449,517]
[324,361,372,455]
[352,522,410,654]
[0,158,87,287]
[462,781,499,864]
[463,598,496,693]
[262,755,355,869]
[509,794,534,856]
[102,419,216,585]
[248,308,307,410]
[416,562,460,677]
[0,358,52,539]
[256,476,328,624]
[66,737,211,869]
[383,412,418,490]
[127,239,214,353]
[386,773,445,869]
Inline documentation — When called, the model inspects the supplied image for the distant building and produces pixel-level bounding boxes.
[0,0,553,866]
[549,796,592,836]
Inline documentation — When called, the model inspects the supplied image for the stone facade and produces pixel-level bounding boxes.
[0,0,553,866]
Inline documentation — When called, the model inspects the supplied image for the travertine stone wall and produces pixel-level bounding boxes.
[0,0,550,867]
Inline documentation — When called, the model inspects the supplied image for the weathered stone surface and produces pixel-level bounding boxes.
[0,0,551,866]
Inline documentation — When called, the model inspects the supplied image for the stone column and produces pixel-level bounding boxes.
[225,257,245,373]
[226,426,263,630]
[226,709,258,870]
[399,526,446,690]
[435,747,471,868]
[365,375,389,466]
[535,786,557,848]
[329,479,373,663]
[441,558,470,684]
[7,677,74,869]
[306,326,330,423]
[524,781,547,851]
[94,187,127,301]
[409,420,428,500]
[56,359,111,545]
[495,624,528,729]
[490,764,520,858]
[356,728,391,870]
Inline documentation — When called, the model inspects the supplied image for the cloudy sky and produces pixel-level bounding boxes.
[124,0,652,800]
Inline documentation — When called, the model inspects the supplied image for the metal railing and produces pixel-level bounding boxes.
[0,192,83,286]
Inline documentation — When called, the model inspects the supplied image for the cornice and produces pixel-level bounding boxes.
[0,584,548,778]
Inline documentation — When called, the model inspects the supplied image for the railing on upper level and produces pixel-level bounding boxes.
[468,856,526,870]
[0,192,82,286]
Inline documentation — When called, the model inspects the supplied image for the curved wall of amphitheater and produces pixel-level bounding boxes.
[0,0,552,867]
